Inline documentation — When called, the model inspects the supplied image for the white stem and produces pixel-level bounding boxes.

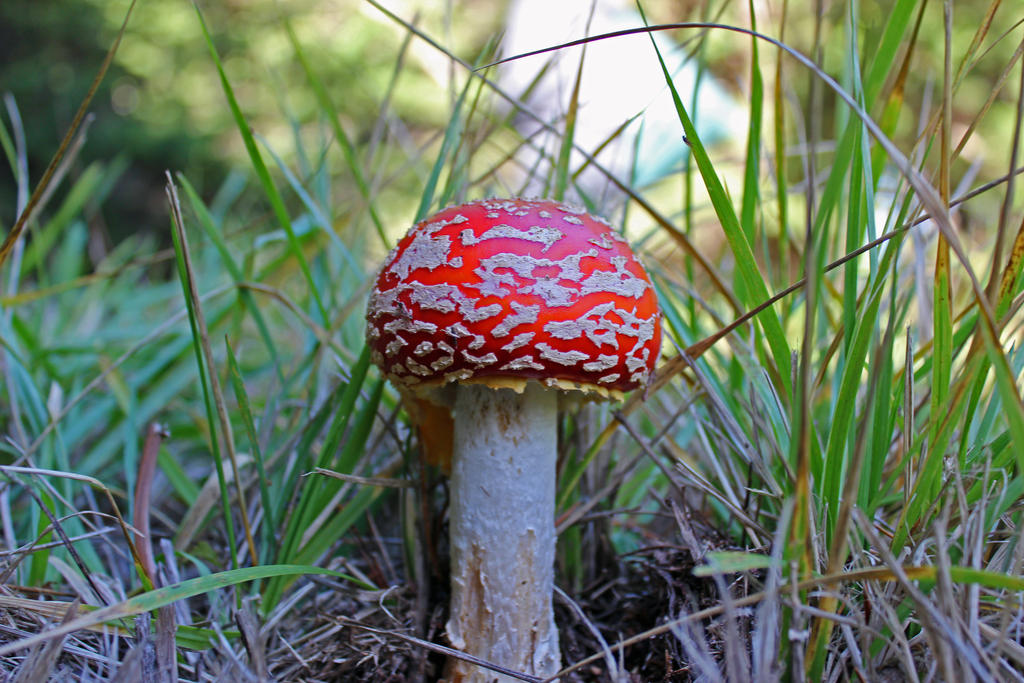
[445,381,560,682]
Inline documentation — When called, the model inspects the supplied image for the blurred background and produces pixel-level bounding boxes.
[2,0,1014,270]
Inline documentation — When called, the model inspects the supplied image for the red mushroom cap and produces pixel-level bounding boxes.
[366,198,662,399]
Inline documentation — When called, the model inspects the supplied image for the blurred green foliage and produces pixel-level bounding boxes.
[1,1,215,239]
[0,0,472,245]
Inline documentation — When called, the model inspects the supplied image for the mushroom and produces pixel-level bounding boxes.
[366,197,662,682]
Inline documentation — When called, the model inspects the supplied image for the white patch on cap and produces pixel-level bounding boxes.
[537,343,590,366]
[625,347,651,373]
[407,282,460,313]
[522,278,577,307]
[598,373,621,384]
[500,356,545,371]
[545,300,650,348]
[501,332,535,352]
[413,341,434,356]
[449,322,472,338]
[613,309,659,346]
[557,202,587,215]
[366,286,403,321]
[431,355,454,371]
[460,224,564,252]
[460,301,503,323]
[582,355,619,372]
[482,199,521,214]
[387,219,456,280]
[469,248,598,306]
[383,317,438,336]
[479,249,595,282]
[491,301,540,337]
[588,232,617,250]
[462,350,498,367]
[465,269,515,298]
[579,255,650,299]
[543,315,618,348]
[385,334,408,356]
[406,358,433,376]
[444,368,474,383]
[406,281,503,323]
[449,322,486,350]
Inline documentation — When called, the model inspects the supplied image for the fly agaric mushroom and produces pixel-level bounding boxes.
[366,197,661,681]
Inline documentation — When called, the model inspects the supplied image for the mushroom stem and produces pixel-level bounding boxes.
[445,381,560,682]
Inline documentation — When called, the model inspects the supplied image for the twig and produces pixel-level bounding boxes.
[133,423,168,587]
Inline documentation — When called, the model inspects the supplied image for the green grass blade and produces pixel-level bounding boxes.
[772,1,790,286]
[0,564,367,659]
[269,374,345,533]
[439,66,491,208]
[292,478,384,568]
[268,377,383,600]
[21,163,107,274]
[265,347,371,608]
[285,21,388,248]
[176,174,284,382]
[553,27,587,201]
[254,131,362,276]
[982,332,1024,473]
[192,2,328,326]
[414,75,474,222]
[740,0,763,247]
[167,181,238,571]
[860,277,898,515]
[0,109,16,175]
[639,7,791,396]
[931,240,953,448]
[821,282,885,538]
[158,445,200,506]
[225,338,276,565]
[862,0,918,107]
